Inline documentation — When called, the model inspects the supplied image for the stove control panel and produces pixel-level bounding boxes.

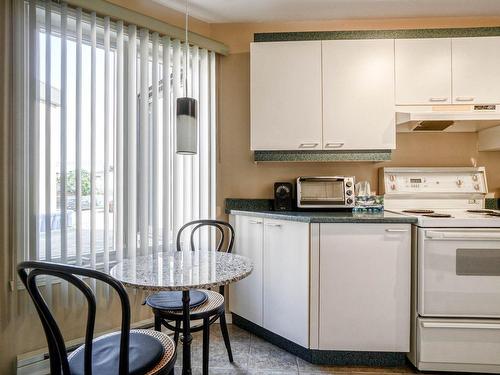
[380,167,488,195]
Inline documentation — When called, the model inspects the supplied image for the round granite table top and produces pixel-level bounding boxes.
[110,250,253,291]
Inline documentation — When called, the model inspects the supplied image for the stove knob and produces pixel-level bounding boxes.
[472,175,479,181]
[347,198,353,205]
[474,184,480,191]
[346,190,353,196]
[390,184,396,191]
[346,181,353,188]
[456,180,463,187]
[389,175,396,182]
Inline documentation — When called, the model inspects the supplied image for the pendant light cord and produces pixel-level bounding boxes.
[185,0,189,96]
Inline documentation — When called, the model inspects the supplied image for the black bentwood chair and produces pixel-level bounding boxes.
[144,220,235,375]
[17,261,177,375]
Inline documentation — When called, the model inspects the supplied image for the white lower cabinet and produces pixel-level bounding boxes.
[318,224,411,352]
[230,216,411,353]
[263,219,310,347]
[229,215,310,347]
[228,215,264,325]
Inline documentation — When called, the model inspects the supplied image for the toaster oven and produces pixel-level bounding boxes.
[296,176,355,208]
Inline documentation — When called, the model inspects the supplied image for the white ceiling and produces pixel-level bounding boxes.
[153,0,500,23]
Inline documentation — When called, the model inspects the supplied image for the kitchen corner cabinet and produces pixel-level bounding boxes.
[322,39,396,150]
[250,41,323,151]
[395,38,452,105]
[228,214,264,325]
[318,223,411,352]
[452,37,500,104]
[229,215,310,347]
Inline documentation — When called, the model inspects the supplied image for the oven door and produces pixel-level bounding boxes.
[418,228,500,318]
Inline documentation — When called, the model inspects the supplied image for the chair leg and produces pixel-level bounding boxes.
[173,320,181,347]
[219,312,233,362]
[202,317,210,375]
[154,314,162,332]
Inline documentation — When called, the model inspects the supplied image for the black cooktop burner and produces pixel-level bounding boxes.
[423,213,453,218]
[487,212,500,217]
[467,209,495,214]
[403,209,435,214]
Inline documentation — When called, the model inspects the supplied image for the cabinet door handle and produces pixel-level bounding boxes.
[324,142,345,148]
[299,143,319,149]
[265,223,282,227]
[385,228,409,233]
[249,220,263,224]
[455,96,475,102]
[429,97,448,102]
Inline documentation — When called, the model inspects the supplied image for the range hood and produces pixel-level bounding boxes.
[396,105,500,132]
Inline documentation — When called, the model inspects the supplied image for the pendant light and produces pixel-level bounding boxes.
[176,0,197,155]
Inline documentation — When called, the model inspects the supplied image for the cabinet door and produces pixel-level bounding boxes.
[452,37,500,104]
[251,41,323,150]
[322,39,395,150]
[319,224,411,352]
[228,215,264,325]
[263,219,310,347]
[395,38,452,105]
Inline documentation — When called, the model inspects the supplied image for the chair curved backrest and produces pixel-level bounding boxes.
[17,261,131,375]
[176,219,235,253]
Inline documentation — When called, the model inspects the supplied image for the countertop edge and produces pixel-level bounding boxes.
[228,209,418,224]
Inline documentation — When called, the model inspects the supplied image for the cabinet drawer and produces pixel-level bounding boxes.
[418,318,500,371]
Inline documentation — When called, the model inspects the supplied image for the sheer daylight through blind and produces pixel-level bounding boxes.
[16,0,217,273]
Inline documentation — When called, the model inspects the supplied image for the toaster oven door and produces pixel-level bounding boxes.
[298,178,345,207]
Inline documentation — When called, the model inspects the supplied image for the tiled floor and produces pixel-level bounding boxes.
[174,324,420,374]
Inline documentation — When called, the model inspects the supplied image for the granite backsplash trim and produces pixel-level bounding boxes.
[225,198,273,214]
[254,27,500,43]
[253,150,391,162]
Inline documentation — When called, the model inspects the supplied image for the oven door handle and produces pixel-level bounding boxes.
[425,231,500,241]
[421,321,500,330]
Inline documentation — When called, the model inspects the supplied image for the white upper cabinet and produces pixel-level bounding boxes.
[395,38,452,105]
[322,39,396,150]
[452,37,500,104]
[250,41,323,150]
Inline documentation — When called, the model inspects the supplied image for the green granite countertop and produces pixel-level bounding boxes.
[229,209,417,224]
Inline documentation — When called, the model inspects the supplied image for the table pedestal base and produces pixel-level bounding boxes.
[181,290,192,375]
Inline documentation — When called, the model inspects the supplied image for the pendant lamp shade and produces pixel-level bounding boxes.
[176,97,197,155]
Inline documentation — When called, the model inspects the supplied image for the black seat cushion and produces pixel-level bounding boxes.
[68,331,164,375]
[145,290,208,310]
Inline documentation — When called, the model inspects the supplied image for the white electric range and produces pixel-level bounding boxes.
[380,167,500,374]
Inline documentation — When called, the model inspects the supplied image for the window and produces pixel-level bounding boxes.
[14,0,217,272]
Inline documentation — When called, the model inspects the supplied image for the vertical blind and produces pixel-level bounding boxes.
[15,0,217,276]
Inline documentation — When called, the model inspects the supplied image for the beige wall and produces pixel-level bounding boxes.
[213,18,500,213]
